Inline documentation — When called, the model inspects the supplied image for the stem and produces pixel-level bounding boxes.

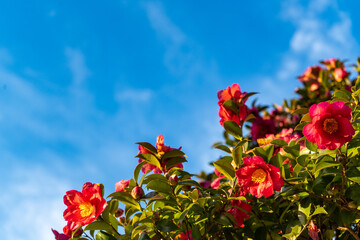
[338,226,360,240]
[252,209,273,240]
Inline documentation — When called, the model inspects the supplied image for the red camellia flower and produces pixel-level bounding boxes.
[115,180,130,192]
[298,66,322,91]
[250,117,276,141]
[334,67,349,82]
[217,83,248,126]
[63,182,108,231]
[303,101,354,150]
[226,192,252,228]
[236,156,284,198]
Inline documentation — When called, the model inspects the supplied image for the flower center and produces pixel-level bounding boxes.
[251,169,267,183]
[79,202,93,217]
[323,118,338,134]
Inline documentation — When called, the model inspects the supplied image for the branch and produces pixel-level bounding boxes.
[338,226,360,240]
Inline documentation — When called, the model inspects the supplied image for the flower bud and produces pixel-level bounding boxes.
[152,211,161,222]
[169,174,179,186]
[164,172,170,179]
[131,186,144,200]
[308,220,320,240]
[115,180,130,192]
[115,208,124,217]
[119,216,126,225]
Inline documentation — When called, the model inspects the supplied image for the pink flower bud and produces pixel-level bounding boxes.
[308,220,320,240]
[131,186,144,200]
[115,180,130,192]
[169,174,179,186]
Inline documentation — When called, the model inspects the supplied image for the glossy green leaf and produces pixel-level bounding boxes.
[136,153,161,169]
[213,143,232,154]
[222,100,239,114]
[271,139,288,147]
[345,167,360,183]
[156,219,179,232]
[164,157,187,170]
[146,180,172,194]
[134,161,146,184]
[223,121,242,140]
[162,149,187,160]
[135,142,157,154]
[107,192,141,211]
[213,157,235,179]
[95,231,118,240]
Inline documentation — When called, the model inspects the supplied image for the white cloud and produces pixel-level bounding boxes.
[0,166,70,240]
[258,0,359,104]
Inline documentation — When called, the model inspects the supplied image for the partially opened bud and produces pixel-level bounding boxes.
[131,186,144,200]
[308,220,320,240]
[115,180,130,192]
[119,217,126,225]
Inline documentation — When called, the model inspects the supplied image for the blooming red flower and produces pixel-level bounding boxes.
[303,101,354,150]
[334,67,349,82]
[236,156,284,198]
[250,117,276,141]
[227,193,252,227]
[115,180,130,192]
[298,66,322,91]
[138,135,183,174]
[217,83,248,126]
[63,182,108,231]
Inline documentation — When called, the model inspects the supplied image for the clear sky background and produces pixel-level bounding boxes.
[0,0,359,239]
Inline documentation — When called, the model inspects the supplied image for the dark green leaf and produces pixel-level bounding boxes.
[156,219,179,232]
[162,149,187,160]
[294,122,308,131]
[292,108,309,115]
[232,145,242,167]
[305,139,318,152]
[271,139,288,147]
[213,144,232,154]
[222,100,239,114]
[223,121,242,140]
[107,192,141,211]
[135,142,157,154]
[213,157,235,179]
[85,221,114,233]
[95,231,117,240]
[314,161,340,175]
[164,157,187,171]
[146,180,172,194]
[134,161,146,184]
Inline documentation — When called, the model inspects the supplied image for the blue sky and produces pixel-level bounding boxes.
[0,0,359,239]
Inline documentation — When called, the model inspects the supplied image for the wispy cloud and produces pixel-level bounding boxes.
[115,88,153,102]
[258,0,359,104]
[65,47,91,87]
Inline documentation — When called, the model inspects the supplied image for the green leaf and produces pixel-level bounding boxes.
[162,149,187,160]
[346,167,360,183]
[213,157,235,179]
[164,157,187,171]
[136,153,161,169]
[300,113,311,122]
[156,219,180,232]
[333,89,351,101]
[222,100,239,114]
[135,142,157,154]
[146,180,172,194]
[283,144,300,158]
[292,108,309,115]
[232,145,242,167]
[95,231,118,240]
[311,206,327,216]
[178,179,202,188]
[271,139,288,147]
[312,175,334,195]
[107,192,141,211]
[85,221,114,233]
[243,113,256,122]
[270,153,283,169]
[134,161,146,184]
[294,122,308,131]
[298,202,311,225]
[223,121,242,140]
[213,144,232,154]
[143,173,168,185]
[305,139,318,152]
[314,160,340,175]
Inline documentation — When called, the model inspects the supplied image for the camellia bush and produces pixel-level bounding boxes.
[53,57,360,240]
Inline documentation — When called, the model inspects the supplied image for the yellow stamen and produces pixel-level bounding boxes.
[251,169,267,183]
[323,118,338,134]
[79,202,93,217]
